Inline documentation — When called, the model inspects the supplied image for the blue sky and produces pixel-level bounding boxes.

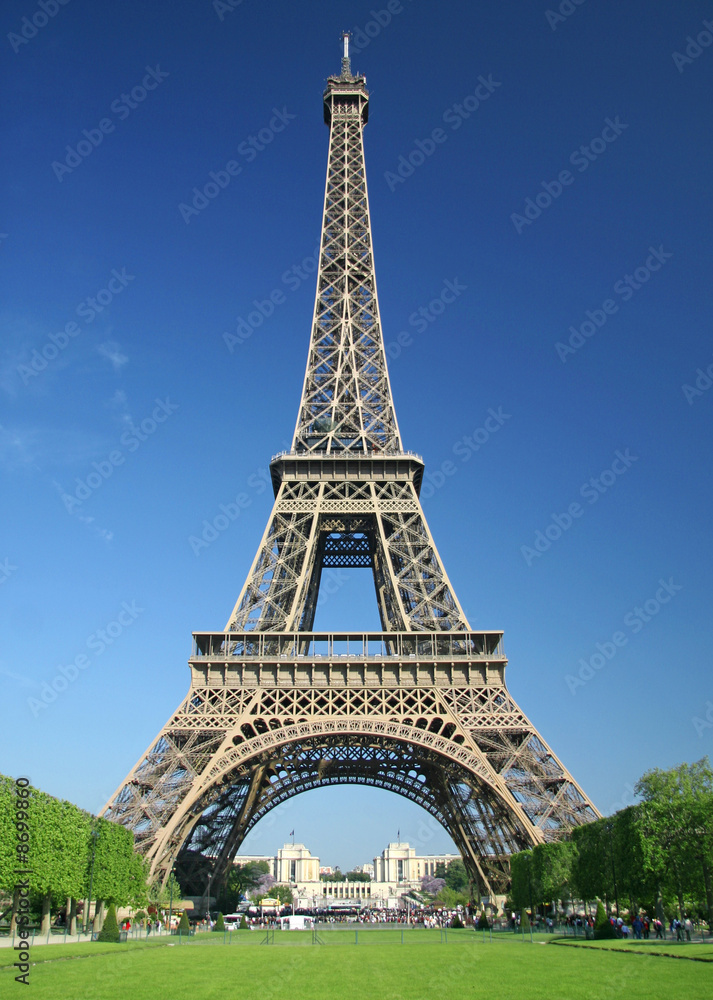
[2,0,712,872]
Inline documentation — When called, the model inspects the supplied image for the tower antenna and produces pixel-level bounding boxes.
[341,30,351,77]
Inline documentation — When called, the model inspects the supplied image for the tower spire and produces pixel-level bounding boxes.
[341,30,352,78]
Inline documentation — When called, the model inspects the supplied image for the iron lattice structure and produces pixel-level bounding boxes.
[103,40,599,900]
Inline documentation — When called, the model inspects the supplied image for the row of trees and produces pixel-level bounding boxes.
[509,759,713,926]
[0,775,147,933]
[320,869,371,882]
[421,859,470,906]
[216,861,297,911]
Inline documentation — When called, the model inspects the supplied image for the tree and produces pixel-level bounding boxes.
[509,851,533,911]
[0,777,19,931]
[224,861,270,907]
[97,902,120,942]
[251,872,276,901]
[213,912,225,932]
[344,871,371,882]
[593,899,615,940]
[273,885,293,906]
[435,886,468,908]
[445,859,469,892]
[421,875,445,896]
[636,758,713,926]
[178,910,190,934]
[320,870,346,882]
[571,820,612,906]
[239,915,249,930]
[531,841,573,912]
[91,817,147,909]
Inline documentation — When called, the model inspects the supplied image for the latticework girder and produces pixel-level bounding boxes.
[102,42,600,903]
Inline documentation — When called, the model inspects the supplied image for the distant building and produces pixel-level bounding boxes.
[232,853,276,878]
[372,843,460,883]
[232,841,463,910]
[274,843,320,883]
[351,862,375,877]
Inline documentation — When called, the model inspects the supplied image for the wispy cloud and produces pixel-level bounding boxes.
[51,480,114,542]
[0,664,40,692]
[97,340,128,373]
[0,425,109,473]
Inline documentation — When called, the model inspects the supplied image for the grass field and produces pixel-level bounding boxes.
[2,929,712,999]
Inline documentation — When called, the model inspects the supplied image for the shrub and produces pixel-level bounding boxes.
[451,915,464,929]
[178,911,190,934]
[593,900,616,940]
[239,915,249,930]
[477,911,490,930]
[213,912,225,932]
[97,903,120,943]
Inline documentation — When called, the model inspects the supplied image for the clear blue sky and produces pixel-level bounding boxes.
[2,0,712,872]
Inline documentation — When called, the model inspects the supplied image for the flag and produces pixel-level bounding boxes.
[290,829,295,836]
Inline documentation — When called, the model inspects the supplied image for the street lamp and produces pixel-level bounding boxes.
[84,829,99,935]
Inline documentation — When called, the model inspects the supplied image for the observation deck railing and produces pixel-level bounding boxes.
[191,630,504,662]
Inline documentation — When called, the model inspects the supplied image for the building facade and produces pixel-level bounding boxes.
[233,842,463,909]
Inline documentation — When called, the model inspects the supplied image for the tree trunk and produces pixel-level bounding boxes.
[68,897,77,936]
[9,885,20,934]
[94,900,106,934]
[701,859,713,935]
[40,892,52,935]
[655,885,665,923]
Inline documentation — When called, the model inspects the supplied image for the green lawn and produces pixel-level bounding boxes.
[554,937,713,960]
[1,930,711,999]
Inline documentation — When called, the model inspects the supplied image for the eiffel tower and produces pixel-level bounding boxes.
[103,36,599,900]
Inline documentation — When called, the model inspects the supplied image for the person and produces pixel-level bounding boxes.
[684,916,693,942]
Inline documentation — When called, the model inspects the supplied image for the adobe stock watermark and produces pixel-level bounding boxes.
[555,246,673,362]
[27,601,144,716]
[56,398,178,513]
[213,0,244,20]
[13,776,32,985]
[510,117,628,234]
[178,108,296,223]
[521,449,637,566]
[52,68,169,181]
[565,578,682,695]
[17,267,135,385]
[223,246,319,351]
[417,405,512,501]
[347,2,415,55]
[545,0,587,31]
[384,76,501,192]
[672,18,713,73]
[384,278,467,361]
[681,356,713,405]
[607,782,637,815]
[8,0,71,54]
[692,700,713,738]
[0,558,18,585]
[188,461,282,554]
